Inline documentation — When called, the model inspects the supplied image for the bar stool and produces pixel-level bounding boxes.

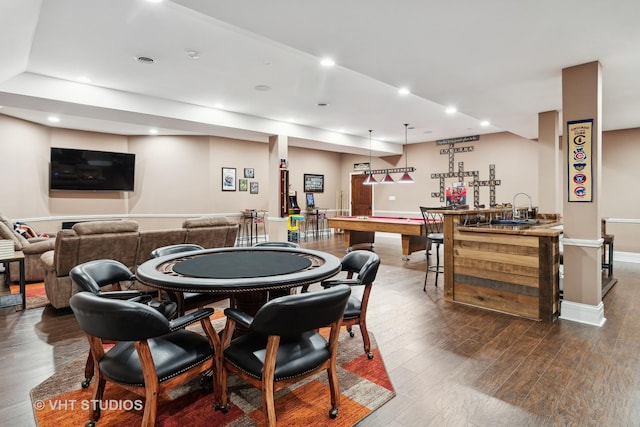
[304,208,317,239]
[238,210,256,246]
[420,206,444,290]
[297,215,308,241]
[253,210,267,244]
[317,209,329,238]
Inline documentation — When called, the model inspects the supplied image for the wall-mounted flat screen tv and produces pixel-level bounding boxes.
[49,147,135,192]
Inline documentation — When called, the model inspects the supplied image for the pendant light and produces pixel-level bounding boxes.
[380,172,395,183]
[398,123,415,184]
[363,129,378,185]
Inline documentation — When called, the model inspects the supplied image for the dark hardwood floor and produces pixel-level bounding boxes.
[2,234,640,426]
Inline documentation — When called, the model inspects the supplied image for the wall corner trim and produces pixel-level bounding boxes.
[559,300,606,327]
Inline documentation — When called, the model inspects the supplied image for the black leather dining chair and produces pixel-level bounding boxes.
[420,206,445,290]
[150,244,229,316]
[70,291,220,427]
[70,259,178,388]
[320,250,380,359]
[218,285,351,426]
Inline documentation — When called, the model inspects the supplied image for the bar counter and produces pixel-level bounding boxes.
[441,209,562,322]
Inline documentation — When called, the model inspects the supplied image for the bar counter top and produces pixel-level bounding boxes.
[457,220,563,236]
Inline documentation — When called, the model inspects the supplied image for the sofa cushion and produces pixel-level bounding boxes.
[73,220,139,235]
[52,230,81,276]
[182,216,230,228]
[21,238,55,255]
[135,229,187,267]
[0,221,22,250]
[183,217,232,248]
[0,214,31,247]
[77,232,139,268]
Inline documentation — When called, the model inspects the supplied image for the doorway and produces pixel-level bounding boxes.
[350,173,373,216]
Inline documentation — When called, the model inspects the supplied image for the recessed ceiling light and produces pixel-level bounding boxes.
[214,103,225,109]
[185,50,200,60]
[47,116,60,123]
[480,120,490,127]
[148,129,158,135]
[77,76,92,84]
[320,58,335,67]
[445,106,457,114]
[135,56,156,64]
[398,87,410,96]
[254,85,271,92]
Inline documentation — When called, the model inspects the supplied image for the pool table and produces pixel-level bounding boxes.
[328,215,426,259]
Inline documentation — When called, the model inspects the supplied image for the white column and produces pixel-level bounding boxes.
[560,61,604,326]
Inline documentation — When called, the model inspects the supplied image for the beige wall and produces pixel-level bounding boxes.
[341,132,539,214]
[0,114,638,252]
[0,114,342,228]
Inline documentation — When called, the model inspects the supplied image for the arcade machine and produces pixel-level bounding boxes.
[288,191,301,214]
[287,191,304,242]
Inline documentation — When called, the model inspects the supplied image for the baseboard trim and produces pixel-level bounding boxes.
[560,300,606,327]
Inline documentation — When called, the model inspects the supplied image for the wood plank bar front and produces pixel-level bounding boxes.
[442,209,561,322]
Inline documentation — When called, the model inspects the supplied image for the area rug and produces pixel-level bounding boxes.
[9,281,50,309]
[30,326,395,426]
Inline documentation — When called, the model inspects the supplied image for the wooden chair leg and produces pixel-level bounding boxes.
[262,379,277,427]
[217,364,230,411]
[327,364,340,418]
[90,377,106,422]
[141,383,158,427]
[359,320,373,359]
[82,354,94,388]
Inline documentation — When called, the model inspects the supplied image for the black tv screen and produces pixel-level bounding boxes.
[49,147,135,192]
[306,193,315,208]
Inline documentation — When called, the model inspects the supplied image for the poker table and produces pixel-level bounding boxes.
[136,246,342,314]
[328,215,426,259]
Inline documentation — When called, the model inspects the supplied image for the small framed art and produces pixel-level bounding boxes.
[222,167,236,191]
[244,168,255,178]
[239,179,248,191]
[250,182,259,194]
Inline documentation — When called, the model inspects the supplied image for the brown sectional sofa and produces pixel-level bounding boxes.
[40,216,238,309]
[0,215,55,282]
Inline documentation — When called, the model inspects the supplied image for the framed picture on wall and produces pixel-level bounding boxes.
[222,167,236,191]
[239,179,248,191]
[250,182,259,194]
[244,168,255,178]
[304,174,324,193]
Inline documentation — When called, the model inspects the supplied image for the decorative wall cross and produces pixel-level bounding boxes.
[431,161,477,202]
[468,164,501,207]
[429,136,501,207]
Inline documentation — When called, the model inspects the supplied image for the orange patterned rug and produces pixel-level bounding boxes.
[31,326,394,426]
[9,281,50,309]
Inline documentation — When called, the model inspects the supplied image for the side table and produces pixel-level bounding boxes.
[0,251,25,310]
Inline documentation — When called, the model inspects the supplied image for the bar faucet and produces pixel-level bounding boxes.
[512,192,532,219]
